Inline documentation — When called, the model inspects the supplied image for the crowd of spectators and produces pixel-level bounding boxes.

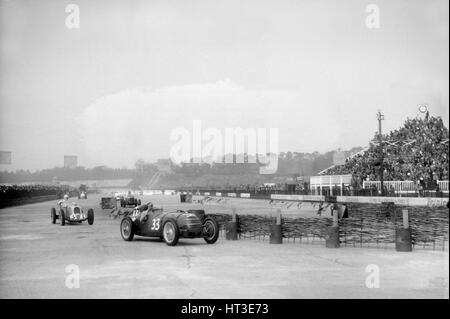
[325,114,449,189]
[0,184,70,202]
[189,181,312,195]
[235,183,285,194]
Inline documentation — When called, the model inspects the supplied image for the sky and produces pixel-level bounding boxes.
[0,0,448,171]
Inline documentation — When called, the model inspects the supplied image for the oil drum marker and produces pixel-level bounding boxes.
[395,209,412,252]
[270,209,283,244]
[325,203,340,248]
[226,208,238,240]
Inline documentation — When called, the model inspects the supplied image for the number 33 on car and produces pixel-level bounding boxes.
[120,204,219,246]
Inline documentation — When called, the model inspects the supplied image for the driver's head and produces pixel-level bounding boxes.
[63,194,69,200]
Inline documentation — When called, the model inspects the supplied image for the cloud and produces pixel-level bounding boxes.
[79,79,345,168]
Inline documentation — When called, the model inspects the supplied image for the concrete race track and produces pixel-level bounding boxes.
[0,194,448,298]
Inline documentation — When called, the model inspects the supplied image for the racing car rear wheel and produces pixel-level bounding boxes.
[120,217,134,241]
[87,209,94,225]
[60,209,66,226]
[162,220,179,246]
[203,217,219,244]
[51,208,56,224]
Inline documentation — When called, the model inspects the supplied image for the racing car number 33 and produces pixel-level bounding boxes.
[151,218,160,230]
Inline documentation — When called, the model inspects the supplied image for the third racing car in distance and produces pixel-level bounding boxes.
[120,192,141,208]
[120,202,219,246]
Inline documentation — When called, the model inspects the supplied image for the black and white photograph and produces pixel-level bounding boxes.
[0,0,448,305]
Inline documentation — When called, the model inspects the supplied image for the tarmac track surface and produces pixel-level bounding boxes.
[0,195,448,298]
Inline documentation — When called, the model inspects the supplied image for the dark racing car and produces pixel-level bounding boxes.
[120,203,219,246]
[120,193,141,208]
[101,196,116,209]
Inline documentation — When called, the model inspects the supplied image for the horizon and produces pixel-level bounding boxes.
[1,145,362,173]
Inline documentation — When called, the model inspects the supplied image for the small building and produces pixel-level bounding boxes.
[310,174,352,196]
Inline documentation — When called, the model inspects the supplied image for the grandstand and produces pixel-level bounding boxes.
[319,114,449,195]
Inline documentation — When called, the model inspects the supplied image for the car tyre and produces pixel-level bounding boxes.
[203,217,219,244]
[120,217,134,241]
[162,220,179,246]
[87,208,94,225]
[60,209,66,226]
[51,208,56,224]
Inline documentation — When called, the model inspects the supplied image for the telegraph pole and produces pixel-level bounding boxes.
[376,111,385,196]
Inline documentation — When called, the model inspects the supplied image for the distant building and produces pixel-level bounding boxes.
[64,155,78,168]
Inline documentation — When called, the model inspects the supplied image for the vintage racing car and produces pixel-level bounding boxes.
[51,201,94,226]
[120,203,219,246]
[78,191,87,199]
[77,184,88,199]
[120,194,141,208]
[101,196,116,209]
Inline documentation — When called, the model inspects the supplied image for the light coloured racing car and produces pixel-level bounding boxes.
[51,200,94,226]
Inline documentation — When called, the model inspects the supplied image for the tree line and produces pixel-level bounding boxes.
[0,147,364,184]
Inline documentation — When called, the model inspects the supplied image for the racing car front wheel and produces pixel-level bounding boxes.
[120,217,134,241]
[51,208,56,224]
[162,220,179,246]
[203,217,219,244]
[87,208,94,225]
[60,209,66,226]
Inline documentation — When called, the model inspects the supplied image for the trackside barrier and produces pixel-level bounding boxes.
[363,180,416,193]
[225,208,238,240]
[363,180,449,194]
[211,201,448,251]
[269,209,282,244]
[325,204,340,248]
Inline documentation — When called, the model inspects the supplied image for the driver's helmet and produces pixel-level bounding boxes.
[138,202,152,212]
[63,194,69,200]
